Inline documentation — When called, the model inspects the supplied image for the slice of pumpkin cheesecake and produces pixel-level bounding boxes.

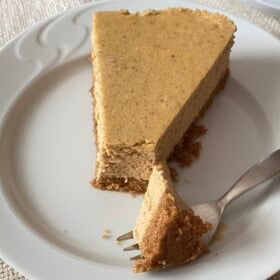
[91,8,236,193]
[133,162,211,272]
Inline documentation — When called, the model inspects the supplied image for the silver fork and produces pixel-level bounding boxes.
[117,149,280,260]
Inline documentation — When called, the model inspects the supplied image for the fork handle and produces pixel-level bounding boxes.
[218,149,280,210]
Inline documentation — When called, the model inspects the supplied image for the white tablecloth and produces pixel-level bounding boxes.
[0,0,279,279]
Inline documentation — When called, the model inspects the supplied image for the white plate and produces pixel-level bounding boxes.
[0,1,280,279]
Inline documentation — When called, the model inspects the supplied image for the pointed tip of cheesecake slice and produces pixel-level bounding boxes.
[133,162,211,273]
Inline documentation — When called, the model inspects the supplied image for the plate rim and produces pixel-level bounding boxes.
[0,1,280,279]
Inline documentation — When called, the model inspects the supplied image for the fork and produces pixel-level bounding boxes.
[117,149,280,260]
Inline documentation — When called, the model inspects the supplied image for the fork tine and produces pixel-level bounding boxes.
[116,230,133,241]
[130,255,141,261]
[123,243,139,251]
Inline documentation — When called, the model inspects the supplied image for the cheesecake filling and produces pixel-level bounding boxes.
[92,41,232,192]
[91,8,236,193]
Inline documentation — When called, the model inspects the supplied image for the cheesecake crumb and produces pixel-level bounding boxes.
[102,235,110,240]
[169,123,207,167]
[130,192,137,198]
[89,85,93,94]
[102,229,112,239]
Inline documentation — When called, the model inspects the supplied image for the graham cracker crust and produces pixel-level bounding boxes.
[92,69,229,193]
[134,191,211,272]
[92,177,148,193]
[169,123,207,167]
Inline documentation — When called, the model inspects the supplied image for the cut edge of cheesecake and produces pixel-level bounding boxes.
[91,69,230,193]
[91,8,236,193]
[133,162,211,272]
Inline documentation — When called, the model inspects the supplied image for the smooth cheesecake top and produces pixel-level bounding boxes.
[92,8,235,147]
